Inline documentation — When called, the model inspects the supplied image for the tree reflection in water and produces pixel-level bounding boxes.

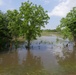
[56,46,76,75]
[21,50,46,75]
[0,49,48,75]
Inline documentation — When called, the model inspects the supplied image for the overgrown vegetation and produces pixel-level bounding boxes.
[57,7,76,46]
[1,0,76,51]
[0,1,50,50]
[0,11,12,51]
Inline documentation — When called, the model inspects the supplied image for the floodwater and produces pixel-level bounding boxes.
[0,35,76,75]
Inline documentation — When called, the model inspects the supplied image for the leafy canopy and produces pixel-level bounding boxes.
[57,7,76,40]
[6,1,50,48]
[7,10,22,38]
[19,1,50,48]
[0,11,11,50]
[19,1,50,41]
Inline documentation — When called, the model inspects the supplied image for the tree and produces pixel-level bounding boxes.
[6,9,23,48]
[57,7,76,46]
[0,11,12,50]
[7,10,22,41]
[19,1,50,49]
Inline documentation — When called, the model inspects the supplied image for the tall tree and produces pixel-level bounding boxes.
[19,1,50,49]
[57,7,76,46]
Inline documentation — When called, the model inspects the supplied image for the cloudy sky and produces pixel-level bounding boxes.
[0,0,76,29]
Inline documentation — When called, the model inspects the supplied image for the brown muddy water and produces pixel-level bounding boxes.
[0,35,76,75]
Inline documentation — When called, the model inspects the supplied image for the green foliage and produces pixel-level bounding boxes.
[0,11,12,50]
[0,1,50,49]
[7,10,22,38]
[57,7,76,41]
[19,1,50,48]
[42,29,57,32]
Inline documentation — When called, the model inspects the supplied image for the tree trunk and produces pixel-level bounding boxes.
[74,36,76,46]
[26,39,30,50]
[28,40,30,49]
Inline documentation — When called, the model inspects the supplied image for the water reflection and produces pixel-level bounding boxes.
[56,46,76,75]
[0,50,18,67]
[22,50,45,75]
[0,36,76,75]
[0,49,48,75]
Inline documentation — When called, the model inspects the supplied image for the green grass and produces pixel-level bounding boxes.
[41,31,62,37]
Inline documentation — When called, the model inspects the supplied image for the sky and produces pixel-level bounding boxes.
[0,0,76,29]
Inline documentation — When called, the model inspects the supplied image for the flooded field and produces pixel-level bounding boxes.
[0,35,76,75]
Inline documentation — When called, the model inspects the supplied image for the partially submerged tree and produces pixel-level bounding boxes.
[19,1,50,49]
[0,11,12,50]
[4,1,49,49]
[6,10,22,48]
[57,7,76,46]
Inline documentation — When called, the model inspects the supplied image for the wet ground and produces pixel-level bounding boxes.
[0,35,76,75]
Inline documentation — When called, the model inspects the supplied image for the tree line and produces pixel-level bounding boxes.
[0,1,76,51]
[0,1,50,50]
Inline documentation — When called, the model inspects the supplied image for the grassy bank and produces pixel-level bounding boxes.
[41,30,62,37]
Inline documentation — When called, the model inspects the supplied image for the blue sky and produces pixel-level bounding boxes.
[0,0,76,29]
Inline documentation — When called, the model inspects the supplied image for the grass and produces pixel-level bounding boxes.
[12,36,25,43]
[41,31,62,37]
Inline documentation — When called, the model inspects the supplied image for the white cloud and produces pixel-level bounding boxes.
[48,0,76,17]
[44,0,50,4]
[0,0,3,6]
[59,0,66,2]
[42,0,51,4]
